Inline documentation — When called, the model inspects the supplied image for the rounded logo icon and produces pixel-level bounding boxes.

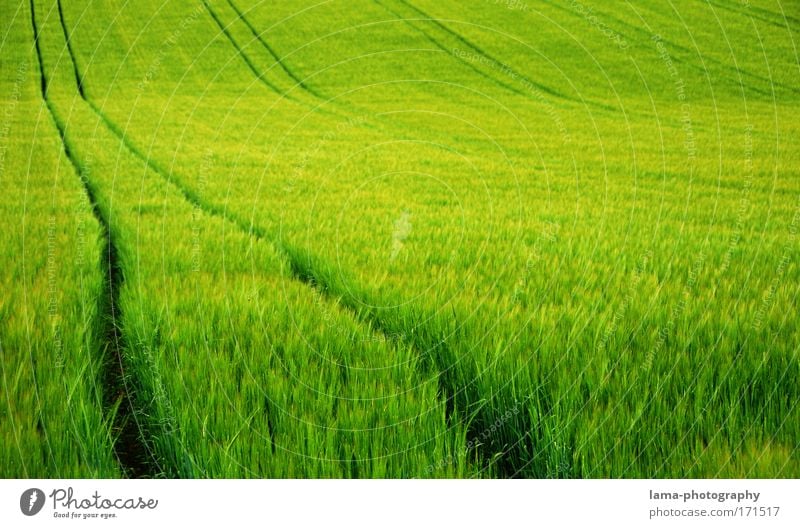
[20,488,45,516]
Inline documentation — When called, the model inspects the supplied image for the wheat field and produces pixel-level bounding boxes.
[1,0,798,478]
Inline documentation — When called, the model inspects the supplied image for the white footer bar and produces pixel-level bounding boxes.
[2,479,797,527]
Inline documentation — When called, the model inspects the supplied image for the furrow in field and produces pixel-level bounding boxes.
[56,81,542,474]
[58,19,550,477]
[76,111,470,475]
[373,0,529,98]
[53,2,338,291]
[201,1,393,136]
[375,0,616,112]
[277,245,552,478]
[225,0,323,98]
[201,0,289,99]
[55,0,204,216]
[70,95,538,475]
[546,0,798,98]
[633,1,800,95]
[54,32,531,473]
[55,0,83,97]
[706,0,796,29]
[0,2,121,478]
[33,0,153,478]
[54,0,474,478]
[395,0,566,99]
[82,97,463,432]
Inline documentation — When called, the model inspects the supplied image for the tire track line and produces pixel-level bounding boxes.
[282,245,546,478]
[202,1,391,133]
[58,2,540,476]
[33,0,153,478]
[545,0,798,98]
[398,0,568,100]
[55,0,84,97]
[61,34,503,475]
[707,0,798,29]
[375,0,529,98]
[61,0,461,465]
[94,96,535,477]
[201,0,291,100]
[376,0,616,112]
[225,0,324,98]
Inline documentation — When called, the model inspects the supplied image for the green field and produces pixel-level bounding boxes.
[1,0,798,478]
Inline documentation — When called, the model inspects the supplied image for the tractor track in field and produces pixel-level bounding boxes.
[56,31,507,474]
[82,92,468,431]
[202,0,290,100]
[282,250,546,478]
[205,0,519,144]
[63,96,536,476]
[202,0,392,135]
[539,0,799,99]
[56,0,458,473]
[55,0,84,98]
[54,3,296,254]
[706,0,800,30]
[375,0,617,113]
[56,0,539,477]
[80,104,491,472]
[397,0,569,100]
[376,0,529,98]
[61,81,490,471]
[225,0,323,98]
[34,0,153,478]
